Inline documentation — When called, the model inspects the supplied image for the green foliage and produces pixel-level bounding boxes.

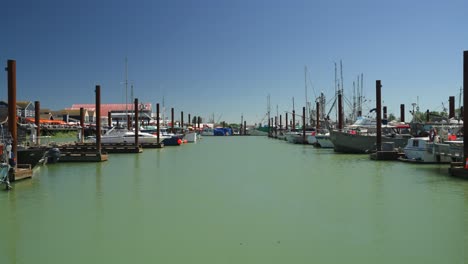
[52,131,78,138]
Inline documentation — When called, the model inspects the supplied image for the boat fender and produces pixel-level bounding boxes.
[177,139,182,145]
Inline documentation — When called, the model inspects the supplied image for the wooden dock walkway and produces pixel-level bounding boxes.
[61,143,143,154]
[10,164,33,182]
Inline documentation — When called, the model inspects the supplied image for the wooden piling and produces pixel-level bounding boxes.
[127,115,131,131]
[7,60,17,167]
[244,121,246,135]
[96,85,102,154]
[275,116,278,138]
[108,111,112,127]
[188,114,191,127]
[285,113,288,130]
[316,101,320,129]
[449,96,455,119]
[449,51,468,178]
[7,60,32,182]
[157,103,160,144]
[34,101,40,145]
[338,91,343,130]
[400,104,405,122]
[171,107,174,132]
[464,50,468,168]
[279,114,282,131]
[134,98,139,147]
[181,111,184,129]
[376,80,382,151]
[292,110,296,130]
[80,108,85,143]
[302,106,306,144]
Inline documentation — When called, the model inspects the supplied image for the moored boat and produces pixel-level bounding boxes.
[401,137,452,163]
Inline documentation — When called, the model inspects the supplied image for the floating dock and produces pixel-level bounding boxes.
[61,143,142,154]
[448,162,468,179]
[370,150,405,161]
[9,164,33,182]
[59,151,109,162]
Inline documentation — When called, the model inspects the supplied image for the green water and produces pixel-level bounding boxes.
[1,136,467,264]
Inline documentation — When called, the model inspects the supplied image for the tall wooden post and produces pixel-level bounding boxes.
[156,103,160,144]
[400,104,405,122]
[244,121,246,135]
[338,91,343,130]
[35,101,40,145]
[463,51,468,168]
[285,113,288,130]
[127,115,131,130]
[274,116,277,137]
[80,107,84,143]
[292,110,296,130]
[449,96,455,119]
[171,107,174,132]
[376,81,382,151]
[188,114,191,127]
[316,101,320,130]
[302,106,306,144]
[279,114,282,130]
[181,111,184,129]
[108,111,112,127]
[134,98,139,146]
[95,85,101,153]
[7,60,17,166]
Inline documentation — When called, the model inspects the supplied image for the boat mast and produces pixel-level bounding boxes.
[305,65,308,126]
[340,60,344,124]
[334,62,338,122]
[353,80,356,121]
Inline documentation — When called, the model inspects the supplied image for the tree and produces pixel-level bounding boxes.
[388,113,396,121]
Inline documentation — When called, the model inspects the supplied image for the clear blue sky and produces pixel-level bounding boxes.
[1,0,467,124]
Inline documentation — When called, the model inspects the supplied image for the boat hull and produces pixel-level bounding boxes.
[330,130,409,154]
[315,134,334,148]
[17,147,48,168]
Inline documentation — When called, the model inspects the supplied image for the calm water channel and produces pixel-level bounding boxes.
[1,136,467,263]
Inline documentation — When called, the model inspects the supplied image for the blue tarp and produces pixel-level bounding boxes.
[213,128,232,136]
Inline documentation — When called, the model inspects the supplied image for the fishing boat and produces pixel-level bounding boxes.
[285,130,304,144]
[201,127,214,136]
[285,129,316,144]
[91,127,169,144]
[314,129,333,148]
[401,136,451,163]
[330,117,411,153]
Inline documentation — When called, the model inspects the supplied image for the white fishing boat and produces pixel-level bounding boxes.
[314,129,333,148]
[201,127,214,136]
[92,127,168,144]
[402,137,452,163]
[184,131,198,143]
